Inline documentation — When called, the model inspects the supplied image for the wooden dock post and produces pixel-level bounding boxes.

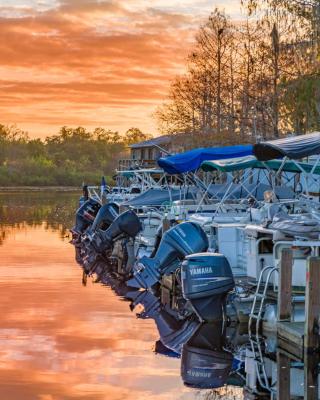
[304,352,319,400]
[303,257,320,399]
[277,248,293,321]
[304,256,320,352]
[277,350,291,400]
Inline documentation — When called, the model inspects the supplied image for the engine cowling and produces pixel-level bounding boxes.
[127,222,209,289]
[89,210,142,253]
[81,210,142,273]
[71,198,101,236]
[181,253,234,322]
[89,202,119,233]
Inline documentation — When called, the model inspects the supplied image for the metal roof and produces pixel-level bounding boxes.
[129,134,172,149]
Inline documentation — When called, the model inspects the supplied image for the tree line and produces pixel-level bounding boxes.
[156,0,320,143]
[0,125,150,186]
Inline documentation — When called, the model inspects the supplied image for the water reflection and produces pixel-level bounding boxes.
[0,191,78,244]
[78,257,246,398]
[4,192,320,399]
[74,218,320,400]
[0,192,244,400]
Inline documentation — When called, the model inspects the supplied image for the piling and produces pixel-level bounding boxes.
[276,350,290,400]
[277,252,320,359]
[304,256,320,352]
[277,248,293,321]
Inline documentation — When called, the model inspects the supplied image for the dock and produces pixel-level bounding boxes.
[275,252,320,359]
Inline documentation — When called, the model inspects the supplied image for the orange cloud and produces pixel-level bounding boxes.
[0,0,210,138]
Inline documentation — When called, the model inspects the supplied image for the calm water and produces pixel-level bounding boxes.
[0,192,243,400]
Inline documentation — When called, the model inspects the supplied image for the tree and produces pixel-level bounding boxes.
[157,2,320,141]
[242,0,320,134]
[124,128,152,145]
[0,124,132,186]
[156,9,236,141]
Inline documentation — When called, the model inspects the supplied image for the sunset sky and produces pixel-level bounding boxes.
[0,0,241,139]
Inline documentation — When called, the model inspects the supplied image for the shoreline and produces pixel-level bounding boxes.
[0,186,80,192]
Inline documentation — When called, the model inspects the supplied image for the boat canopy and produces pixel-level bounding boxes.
[253,132,320,161]
[157,145,253,174]
[201,156,320,175]
[201,156,257,172]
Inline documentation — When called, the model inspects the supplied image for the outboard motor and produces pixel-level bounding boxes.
[181,322,233,389]
[150,219,178,258]
[97,265,140,299]
[181,253,234,322]
[89,202,119,233]
[71,198,101,237]
[132,290,200,354]
[127,222,209,289]
[150,224,163,258]
[154,340,180,358]
[90,210,142,253]
[82,210,142,272]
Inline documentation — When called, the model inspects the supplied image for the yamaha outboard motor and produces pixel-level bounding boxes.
[150,219,177,258]
[89,202,119,233]
[127,222,209,289]
[132,290,200,354]
[71,198,101,237]
[80,203,120,269]
[154,340,180,358]
[150,224,163,258]
[90,210,142,254]
[82,210,142,272]
[181,322,233,389]
[181,253,234,322]
[97,264,140,299]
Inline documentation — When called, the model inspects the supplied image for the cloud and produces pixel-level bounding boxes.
[0,0,239,137]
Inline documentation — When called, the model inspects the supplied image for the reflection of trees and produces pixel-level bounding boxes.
[0,192,79,245]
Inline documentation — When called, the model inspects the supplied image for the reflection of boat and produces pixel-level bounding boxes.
[131,290,199,354]
[181,322,234,389]
[154,340,180,358]
[128,289,246,390]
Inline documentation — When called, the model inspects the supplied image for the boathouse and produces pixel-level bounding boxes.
[118,134,185,170]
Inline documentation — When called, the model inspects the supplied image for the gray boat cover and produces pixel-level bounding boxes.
[253,132,320,161]
[269,213,320,238]
[123,187,197,207]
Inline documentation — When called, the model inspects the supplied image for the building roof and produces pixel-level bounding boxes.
[129,134,172,149]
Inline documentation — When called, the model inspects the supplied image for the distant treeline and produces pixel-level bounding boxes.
[0,125,150,186]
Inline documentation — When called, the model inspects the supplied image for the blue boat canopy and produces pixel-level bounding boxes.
[253,132,320,161]
[157,145,253,174]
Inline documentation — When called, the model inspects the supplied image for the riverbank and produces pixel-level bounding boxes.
[0,186,80,192]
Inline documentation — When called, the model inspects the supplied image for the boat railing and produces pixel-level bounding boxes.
[118,159,158,171]
[87,186,102,202]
